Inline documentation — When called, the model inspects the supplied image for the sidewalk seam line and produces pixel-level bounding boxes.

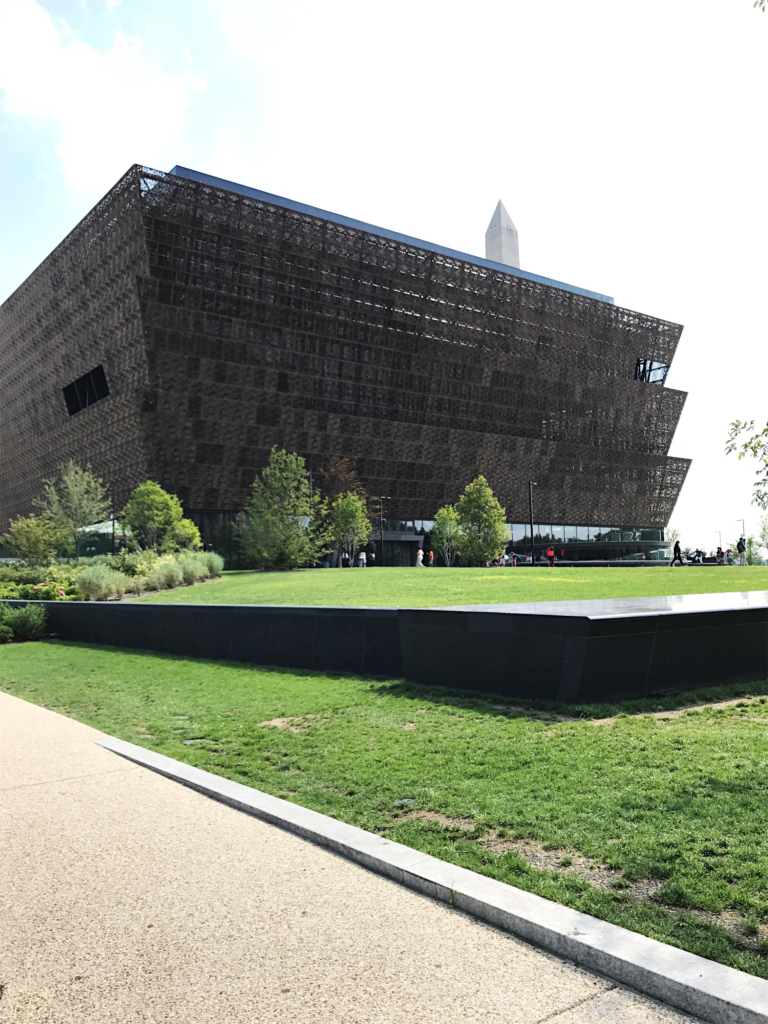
[0,765,141,792]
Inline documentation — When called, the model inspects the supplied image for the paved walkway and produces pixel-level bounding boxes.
[0,691,699,1024]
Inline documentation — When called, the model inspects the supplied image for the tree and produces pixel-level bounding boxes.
[243,447,328,570]
[38,461,111,561]
[756,0,766,11]
[172,518,203,551]
[760,514,768,559]
[1,514,64,564]
[726,419,768,509]
[121,481,184,552]
[455,476,509,565]
[319,455,368,505]
[432,504,459,566]
[330,492,372,563]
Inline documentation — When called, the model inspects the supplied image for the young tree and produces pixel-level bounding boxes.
[746,536,764,565]
[760,514,768,560]
[38,461,111,561]
[330,492,372,564]
[121,481,184,552]
[1,514,64,564]
[243,447,328,570]
[172,518,203,551]
[455,476,509,566]
[431,504,459,566]
[726,419,768,509]
[666,527,680,546]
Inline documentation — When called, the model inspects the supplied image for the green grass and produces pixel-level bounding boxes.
[3,640,768,977]
[138,565,768,607]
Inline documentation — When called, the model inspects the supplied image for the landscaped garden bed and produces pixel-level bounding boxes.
[2,639,767,978]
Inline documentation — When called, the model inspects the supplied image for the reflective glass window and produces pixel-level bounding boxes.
[577,526,590,541]
[564,525,579,541]
[512,524,529,542]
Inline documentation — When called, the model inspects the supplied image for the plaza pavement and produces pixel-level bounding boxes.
[0,690,700,1024]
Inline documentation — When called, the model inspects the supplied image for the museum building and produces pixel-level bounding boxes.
[0,164,690,564]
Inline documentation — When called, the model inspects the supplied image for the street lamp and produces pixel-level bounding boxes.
[528,481,537,566]
[737,518,745,537]
[716,531,722,550]
[379,496,391,567]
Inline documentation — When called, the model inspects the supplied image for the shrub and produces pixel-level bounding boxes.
[177,556,206,585]
[1,513,65,563]
[148,559,184,591]
[125,574,148,595]
[106,549,159,578]
[0,580,74,601]
[0,603,48,642]
[202,551,224,577]
[76,564,130,601]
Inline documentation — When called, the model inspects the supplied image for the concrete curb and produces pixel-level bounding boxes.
[97,735,768,1024]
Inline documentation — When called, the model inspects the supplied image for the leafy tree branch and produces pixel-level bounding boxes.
[725,419,768,509]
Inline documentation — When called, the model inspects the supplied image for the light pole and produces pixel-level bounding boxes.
[716,531,722,549]
[111,485,116,556]
[379,496,390,567]
[737,518,745,538]
[528,481,537,566]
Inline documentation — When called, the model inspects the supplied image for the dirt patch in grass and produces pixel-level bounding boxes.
[590,695,768,726]
[258,717,307,733]
[398,809,767,946]
[399,808,478,831]
[399,809,663,897]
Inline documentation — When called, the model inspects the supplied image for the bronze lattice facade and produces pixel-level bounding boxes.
[0,164,689,541]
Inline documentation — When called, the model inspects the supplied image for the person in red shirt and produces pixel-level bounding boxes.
[547,546,555,567]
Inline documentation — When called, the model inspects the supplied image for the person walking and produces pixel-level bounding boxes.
[341,551,350,568]
[726,548,733,566]
[358,550,367,568]
[428,550,434,567]
[716,547,725,565]
[415,548,424,567]
[670,539,684,567]
[547,546,555,567]
[737,537,748,566]
[369,552,376,567]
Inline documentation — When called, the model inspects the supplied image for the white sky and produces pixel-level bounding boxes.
[1,0,766,551]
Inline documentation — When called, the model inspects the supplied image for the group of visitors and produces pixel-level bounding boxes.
[415,549,435,566]
[670,539,743,566]
[340,551,376,568]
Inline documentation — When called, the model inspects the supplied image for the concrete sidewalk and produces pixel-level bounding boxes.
[0,691,698,1023]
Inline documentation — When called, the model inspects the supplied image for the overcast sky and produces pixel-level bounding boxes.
[1,0,766,550]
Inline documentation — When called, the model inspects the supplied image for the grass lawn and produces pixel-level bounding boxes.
[3,640,768,978]
[138,565,768,607]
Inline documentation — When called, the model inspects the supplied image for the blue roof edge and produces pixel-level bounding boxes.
[168,166,614,305]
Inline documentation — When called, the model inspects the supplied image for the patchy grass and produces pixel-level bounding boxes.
[2,640,768,978]
[137,565,768,608]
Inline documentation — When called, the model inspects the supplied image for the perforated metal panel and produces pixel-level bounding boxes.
[0,165,690,530]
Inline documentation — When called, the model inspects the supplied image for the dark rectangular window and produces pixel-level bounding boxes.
[63,364,110,415]
[635,358,669,386]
